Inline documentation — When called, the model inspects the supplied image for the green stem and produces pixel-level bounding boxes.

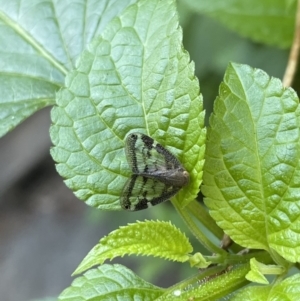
[186,264,250,300]
[186,200,242,254]
[186,200,223,238]
[205,250,273,266]
[160,264,250,301]
[162,265,226,296]
[172,199,227,255]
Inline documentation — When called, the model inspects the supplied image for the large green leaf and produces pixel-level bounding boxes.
[50,0,205,210]
[73,220,193,275]
[59,264,164,301]
[182,0,296,48]
[203,62,300,263]
[0,0,137,137]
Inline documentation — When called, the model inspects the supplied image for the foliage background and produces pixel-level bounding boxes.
[0,0,289,300]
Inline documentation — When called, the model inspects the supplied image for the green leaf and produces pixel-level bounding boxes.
[246,258,269,284]
[50,0,205,210]
[0,0,137,137]
[203,62,300,263]
[59,264,164,301]
[182,0,296,48]
[189,252,211,268]
[246,258,285,284]
[73,220,193,275]
[230,273,300,301]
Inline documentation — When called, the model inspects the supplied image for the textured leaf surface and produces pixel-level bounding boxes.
[183,0,296,48]
[0,0,137,137]
[50,0,205,210]
[203,62,300,263]
[230,274,300,301]
[73,220,193,275]
[59,264,164,301]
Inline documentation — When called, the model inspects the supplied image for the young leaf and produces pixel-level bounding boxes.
[182,0,296,48]
[230,274,300,301]
[73,220,193,275]
[50,0,205,210]
[59,264,164,301]
[246,258,285,284]
[189,252,211,268]
[203,62,300,263]
[0,0,137,137]
[246,258,269,284]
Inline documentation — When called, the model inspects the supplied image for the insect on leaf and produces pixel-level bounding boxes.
[121,133,189,211]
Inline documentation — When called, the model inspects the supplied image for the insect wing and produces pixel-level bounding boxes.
[125,132,182,174]
[120,174,180,211]
[121,132,189,211]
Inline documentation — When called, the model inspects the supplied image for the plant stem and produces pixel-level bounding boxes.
[161,265,226,296]
[159,264,250,301]
[172,199,227,255]
[283,0,300,86]
[205,250,272,266]
[186,200,223,238]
